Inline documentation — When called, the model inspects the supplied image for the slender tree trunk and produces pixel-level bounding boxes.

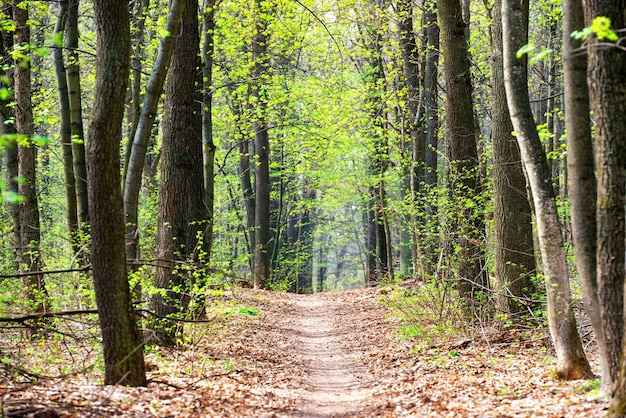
[202,0,217,262]
[53,0,81,259]
[13,0,47,314]
[0,20,19,266]
[490,0,536,318]
[239,135,255,262]
[88,0,146,386]
[397,0,420,278]
[563,0,607,392]
[364,197,377,286]
[502,0,592,379]
[423,3,439,191]
[124,0,187,265]
[126,0,150,148]
[66,0,89,230]
[421,5,440,278]
[251,0,272,289]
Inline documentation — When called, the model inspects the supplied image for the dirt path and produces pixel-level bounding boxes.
[287,295,371,416]
[1,287,611,417]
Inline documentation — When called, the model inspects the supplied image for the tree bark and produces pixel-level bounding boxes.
[13,0,47,314]
[490,0,536,318]
[502,0,592,379]
[397,0,420,278]
[66,0,89,230]
[88,0,146,386]
[583,0,626,405]
[152,0,205,345]
[53,0,81,259]
[0,15,19,267]
[563,0,607,391]
[438,0,487,301]
[202,0,217,262]
[251,0,272,289]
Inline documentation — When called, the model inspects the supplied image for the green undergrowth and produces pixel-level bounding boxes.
[381,281,470,348]
[205,288,263,321]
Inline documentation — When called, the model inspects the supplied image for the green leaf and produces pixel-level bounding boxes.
[2,190,26,204]
[516,43,534,59]
[571,16,619,41]
[0,87,12,101]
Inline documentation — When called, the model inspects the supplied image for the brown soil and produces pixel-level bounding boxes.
[1,287,611,417]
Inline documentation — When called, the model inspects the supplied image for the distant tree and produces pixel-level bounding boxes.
[52,0,81,259]
[397,0,420,278]
[360,0,392,286]
[13,0,48,314]
[251,0,272,289]
[65,0,88,233]
[201,0,217,261]
[0,4,19,270]
[88,0,146,386]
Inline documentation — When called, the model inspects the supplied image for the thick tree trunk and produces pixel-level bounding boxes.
[152,0,205,346]
[583,0,626,405]
[124,0,187,265]
[438,0,487,301]
[490,0,536,318]
[502,0,592,380]
[563,0,607,392]
[88,0,146,386]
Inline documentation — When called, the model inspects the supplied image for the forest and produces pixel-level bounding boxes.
[1,0,625,416]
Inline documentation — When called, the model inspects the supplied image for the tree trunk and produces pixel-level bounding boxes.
[251,0,272,289]
[126,0,150,149]
[124,0,187,265]
[240,135,255,261]
[53,0,81,259]
[438,0,487,301]
[397,0,420,278]
[420,5,440,278]
[152,0,205,345]
[502,0,592,379]
[583,0,626,404]
[563,0,607,392]
[88,0,146,386]
[202,0,217,262]
[13,0,47,314]
[490,0,536,318]
[364,196,377,286]
[0,20,19,266]
[66,0,89,230]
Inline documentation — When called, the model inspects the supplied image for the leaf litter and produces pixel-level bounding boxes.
[1,287,610,417]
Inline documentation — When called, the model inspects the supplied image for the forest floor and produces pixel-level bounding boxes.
[1,286,612,417]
